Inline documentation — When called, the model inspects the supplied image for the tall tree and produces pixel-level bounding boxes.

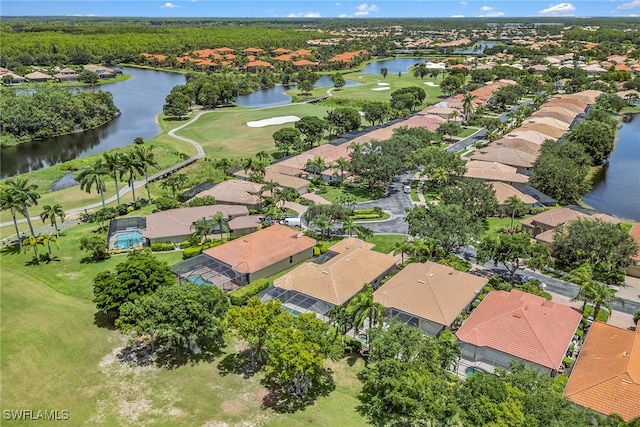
[347,284,385,338]
[39,204,65,237]
[361,101,390,126]
[210,212,227,241]
[6,177,41,237]
[77,158,108,209]
[0,184,24,249]
[119,150,144,204]
[294,116,326,149]
[133,145,159,201]
[440,179,498,219]
[191,217,212,244]
[330,72,345,90]
[103,152,123,205]
[506,195,526,231]
[333,157,350,181]
[273,127,303,156]
[567,120,615,165]
[462,93,478,122]
[160,173,188,198]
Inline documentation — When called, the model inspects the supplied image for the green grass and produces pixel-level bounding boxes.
[368,234,407,254]
[173,104,332,159]
[484,214,535,239]
[458,127,478,138]
[583,305,611,322]
[314,183,385,203]
[410,181,420,202]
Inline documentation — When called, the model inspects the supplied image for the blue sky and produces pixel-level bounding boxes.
[1,1,639,18]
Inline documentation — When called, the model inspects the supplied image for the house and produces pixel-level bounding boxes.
[259,238,397,318]
[520,207,584,237]
[522,116,571,132]
[463,160,529,184]
[490,182,537,209]
[53,67,79,82]
[227,215,263,237]
[25,71,53,82]
[504,130,555,144]
[528,210,621,244]
[373,262,488,336]
[494,137,542,155]
[143,205,250,244]
[243,60,274,73]
[292,59,318,71]
[517,123,566,139]
[530,107,578,125]
[204,224,315,283]
[83,64,115,78]
[0,72,25,84]
[564,321,640,421]
[233,168,310,194]
[194,179,262,210]
[628,223,640,278]
[471,146,537,175]
[456,290,582,375]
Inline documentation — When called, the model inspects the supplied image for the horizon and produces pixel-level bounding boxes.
[1,1,639,19]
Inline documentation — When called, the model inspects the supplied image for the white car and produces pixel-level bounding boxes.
[403,185,411,194]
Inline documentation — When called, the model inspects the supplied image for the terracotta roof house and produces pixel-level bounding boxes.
[490,182,537,207]
[494,138,542,155]
[505,130,555,144]
[564,322,640,421]
[292,59,318,71]
[518,123,566,139]
[463,160,529,184]
[471,146,537,173]
[607,55,629,64]
[628,223,640,278]
[243,47,265,54]
[456,290,582,375]
[194,179,262,210]
[271,48,292,55]
[142,205,249,244]
[547,97,588,112]
[374,262,488,336]
[227,215,263,237]
[530,107,577,124]
[564,89,603,105]
[260,238,397,317]
[208,224,315,284]
[291,49,313,58]
[535,213,622,245]
[520,207,584,237]
[25,71,53,82]
[233,169,310,194]
[243,60,274,73]
[522,116,571,132]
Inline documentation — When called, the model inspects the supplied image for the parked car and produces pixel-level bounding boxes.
[403,185,411,194]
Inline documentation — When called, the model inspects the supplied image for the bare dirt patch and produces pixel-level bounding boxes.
[221,400,245,416]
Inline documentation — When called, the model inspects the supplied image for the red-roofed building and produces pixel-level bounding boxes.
[243,47,264,55]
[292,59,318,71]
[456,290,582,375]
[244,60,274,73]
[564,321,640,421]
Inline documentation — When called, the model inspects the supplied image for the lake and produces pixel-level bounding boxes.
[453,41,500,54]
[359,58,421,75]
[1,67,186,177]
[582,114,640,221]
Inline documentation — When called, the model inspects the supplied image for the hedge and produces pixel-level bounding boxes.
[151,242,175,252]
[228,278,271,306]
[181,239,226,259]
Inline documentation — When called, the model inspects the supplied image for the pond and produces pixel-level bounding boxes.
[1,66,186,178]
[582,114,640,221]
[359,57,422,75]
[453,41,500,54]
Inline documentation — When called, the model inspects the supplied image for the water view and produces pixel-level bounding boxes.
[359,57,421,74]
[582,114,640,221]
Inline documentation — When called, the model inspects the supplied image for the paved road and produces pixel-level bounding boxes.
[457,245,640,316]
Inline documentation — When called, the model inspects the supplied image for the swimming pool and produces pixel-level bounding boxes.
[113,231,143,249]
[186,274,213,286]
[465,366,490,377]
[283,306,302,316]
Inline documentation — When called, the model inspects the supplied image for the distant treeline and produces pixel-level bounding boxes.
[0,21,327,70]
[0,87,119,146]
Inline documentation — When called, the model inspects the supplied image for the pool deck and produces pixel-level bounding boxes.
[454,358,496,379]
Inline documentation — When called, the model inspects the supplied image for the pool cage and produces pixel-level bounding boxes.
[107,217,147,250]
[172,254,242,292]
[256,286,334,321]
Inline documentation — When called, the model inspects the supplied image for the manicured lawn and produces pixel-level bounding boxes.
[368,234,408,254]
[314,183,385,203]
[174,104,333,159]
[458,127,479,138]
[484,214,535,239]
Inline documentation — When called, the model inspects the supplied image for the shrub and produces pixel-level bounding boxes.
[319,243,329,254]
[186,196,216,207]
[563,357,573,368]
[182,246,203,259]
[116,204,129,216]
[179,239,192,249]
[343,336,363,353]
[151,242,175,252]
[228,278,271,306]
[313,246,321,256]
[438,254,471,272]
[634,310,640,324]
[155,197,181,211]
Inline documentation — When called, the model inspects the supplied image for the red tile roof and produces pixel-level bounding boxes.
[564,322,640,421]
[456,290,582,370]
[203,224,316,274]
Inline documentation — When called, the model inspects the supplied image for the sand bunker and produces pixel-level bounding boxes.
[377,82,390,86]
[371,87,391,91]
[424,82,440,87]
[246,116,300,127]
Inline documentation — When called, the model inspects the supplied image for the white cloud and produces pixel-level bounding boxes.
[287,12,322,17]
[451,14,465,17]
[617,0,640,9]
[354,3,379,16]
[538,2,576,16]
[339,13,349,17]
[480,5,494,11]
[161,2,179,8]
[336,2,341,5]
[460,1,468,5]
[480,11,505,17]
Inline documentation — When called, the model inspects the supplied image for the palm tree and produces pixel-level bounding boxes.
[242,157,266,182]
[23,234,41,258]
[210,212,228,241]
[486,127,503,143]
[190,217,212,245]
[120,151,144,204]
[589,282,624,321]
[260,180,279,205]
[506,195,526,232]
[342,217,356,237]
[40,204,65,237]
[462,93,477,123]
[393,239,412,264]
[312,214,331,243]
[38,233,59,256]
[103,152,123,206]
[333,157,350,181]
[0,185,24,250]
[347,284,385,339]
[449,109,461,123]
[160,173,188,198]
[6,177,41,237]
[305,156,326,179]
[133,145,160,201]
[354,224,373,242]
[77,158,108,209]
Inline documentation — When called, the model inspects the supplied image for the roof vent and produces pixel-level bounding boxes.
[322,271,329,274]
[417,280,425,284]
[623,351,628,357]
[345,258,350,262]
[243,239,249,242]
[524,305,529,310]
[512,312,522,318]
